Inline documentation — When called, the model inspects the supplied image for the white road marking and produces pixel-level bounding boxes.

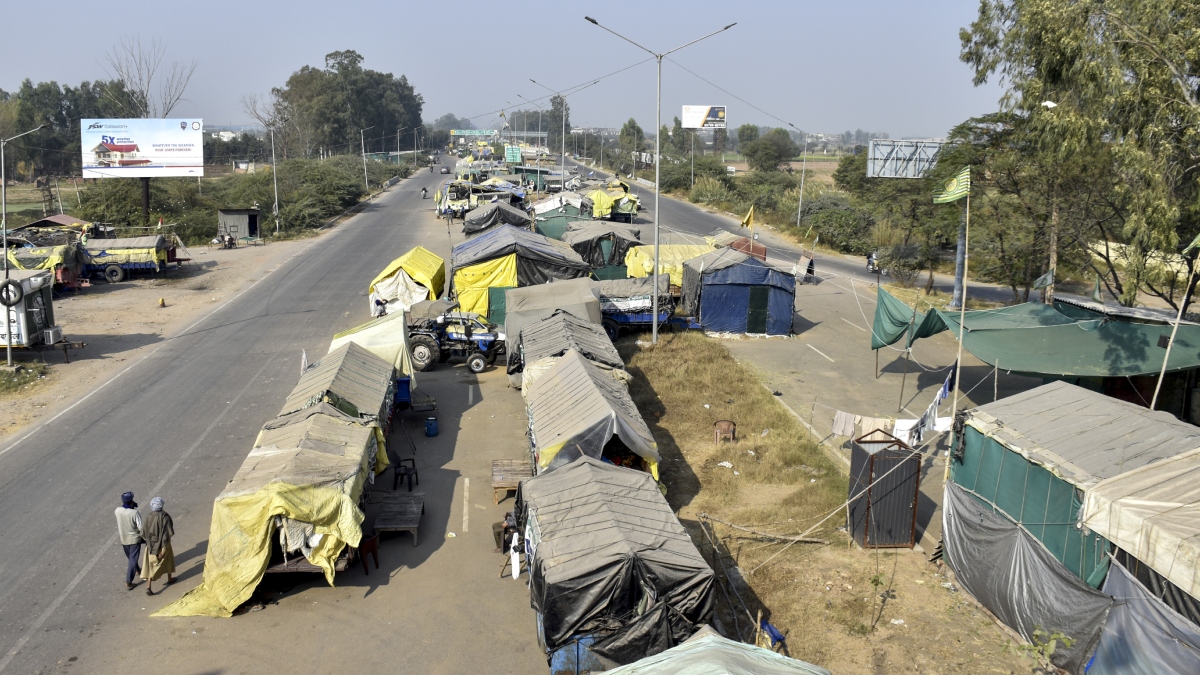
[462,478,470,533]
[468,386,473,406]
[0,356,276,673]
[806,344,835,362]
[840,317,866,332]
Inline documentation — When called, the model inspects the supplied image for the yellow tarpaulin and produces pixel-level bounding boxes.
[6,244,73,271]
[625,244,715,287]
[587,189,616,218]
[453,253,518,315]
[155,409,378,618]
[369,246,445,300]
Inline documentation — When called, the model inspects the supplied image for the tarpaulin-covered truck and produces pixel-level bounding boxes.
[83,234,188,282]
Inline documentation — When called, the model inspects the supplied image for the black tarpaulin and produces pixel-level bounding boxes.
[451,225,591,290]
[943,482,1111,674]
[461,202,532,234]
[561,221,644,268]
[517,457,714,658]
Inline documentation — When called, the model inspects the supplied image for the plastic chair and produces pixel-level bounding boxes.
[392,458,419,492]
[714,420,736,446]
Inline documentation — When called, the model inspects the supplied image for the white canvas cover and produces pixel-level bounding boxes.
[368,267,428,317]
[1082,446,1200,600]
[328,312,415,385]
[604,626,831,675]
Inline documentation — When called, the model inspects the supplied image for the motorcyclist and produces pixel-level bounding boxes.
[421,187,428,199]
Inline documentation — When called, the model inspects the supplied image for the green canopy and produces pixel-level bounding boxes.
[870,286,926,350]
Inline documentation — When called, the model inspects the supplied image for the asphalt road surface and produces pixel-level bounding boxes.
[0,166,545,674]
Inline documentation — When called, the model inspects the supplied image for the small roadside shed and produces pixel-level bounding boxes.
[681,248,796,335]
[217,208,260,239]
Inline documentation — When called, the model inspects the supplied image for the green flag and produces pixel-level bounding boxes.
[1183,231,1200,257]
[933,166,971,204]
[1033,268,1055,290]
[1092,275,1104,303]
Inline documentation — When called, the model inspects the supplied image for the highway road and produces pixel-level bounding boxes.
[0,166,545,673]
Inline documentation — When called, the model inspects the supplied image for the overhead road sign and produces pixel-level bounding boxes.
[681,105,726,129]
[867,139,945,179]
[450,129,498,136]
[81,118,204,178]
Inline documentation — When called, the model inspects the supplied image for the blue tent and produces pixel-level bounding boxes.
[681,249,795,335]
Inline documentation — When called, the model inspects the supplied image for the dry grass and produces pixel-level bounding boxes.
[619,331,1032,674]
[0,362,51,396]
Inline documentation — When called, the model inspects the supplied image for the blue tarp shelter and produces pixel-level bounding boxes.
[681,249,795,335]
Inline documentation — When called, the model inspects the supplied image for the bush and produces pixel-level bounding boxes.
[799,194,876,254]
[879,243,923,286]
[658,154,729,192]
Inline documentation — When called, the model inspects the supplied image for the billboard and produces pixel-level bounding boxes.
[80,119,204,178]
[866,139,946,179]
[681,105,726,129]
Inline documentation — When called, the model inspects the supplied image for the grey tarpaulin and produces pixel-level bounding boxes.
[513,309,623,377]
[561,221,644,268]
[1088,561,1200,674]
[278,342,394,425]
[603,625,831,675]
[461,201,532,234]
[516,457,714,661]
[450,225,591,288]
[407,299,459,323]
[503,278,601,379]
[943,482,1111,674]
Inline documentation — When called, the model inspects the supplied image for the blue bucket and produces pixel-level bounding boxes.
[424,417,439,437]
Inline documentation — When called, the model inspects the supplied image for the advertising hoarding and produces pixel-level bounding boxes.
[681,105,726,129]
[80,119,204,178]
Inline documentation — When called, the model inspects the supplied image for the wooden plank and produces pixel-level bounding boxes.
[491,459,532,503]
[374,492,424,546]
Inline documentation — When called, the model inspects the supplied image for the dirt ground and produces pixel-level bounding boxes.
[0,236,318,442]
[621,333,1032,675]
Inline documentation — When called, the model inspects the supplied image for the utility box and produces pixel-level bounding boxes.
[846,429,921,548]
[217,209,260,240]
[1,270,59,348]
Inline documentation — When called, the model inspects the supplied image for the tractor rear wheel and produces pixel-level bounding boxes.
[410,335,439,372]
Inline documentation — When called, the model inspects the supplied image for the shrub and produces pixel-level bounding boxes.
[800,194,876,255]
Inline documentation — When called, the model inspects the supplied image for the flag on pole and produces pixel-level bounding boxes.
[1033,268,1055,290]
[933,166,971,204]
[740,205,755,229]
[1092,275,1104,303]
[1183,231,1200,256]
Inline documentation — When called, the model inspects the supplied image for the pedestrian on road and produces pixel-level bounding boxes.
[114,491,143,590]
[140,497,176,595]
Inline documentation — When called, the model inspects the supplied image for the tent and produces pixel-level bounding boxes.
[586,188,639,221]
[462,201,532,235]
[532,192,590,240]
[604,626,831,675]
[155,404,381,617]
[450,225,591,316]
[517,457,714,666]
[1087,560,1200,674]
[514,309,623,378]
[328,311,415,386]
[367,246,445,316]
[279,342,395,428]
[599,276,672,314]
[562,221,643,280]
[681,249,796,335]
[503,278,602,357]
[525,349,659,476]
[625,244,715,288]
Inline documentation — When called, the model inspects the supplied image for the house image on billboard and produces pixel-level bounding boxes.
[91,138,151,167]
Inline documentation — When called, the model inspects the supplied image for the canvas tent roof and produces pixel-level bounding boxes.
[368,246,445,300]
[681,248,795,316]
[408,299,459,323]
[451,224,589,273]
[1052,293,1196,325]
[887,287,1200,377]
[462,201,532,234]
[517,456,713,653]
[519,309,624,370]
[85,235,167,251]
[965,381,1200,490]
[598,276,670,300]
[525,349,659,475]
[561,221,643,269]
[532,192,586,214]
[279,342,394,422]
[156,405,377,618]
[503,278,601,354]
[604,626,831,675]
[328,310,415,383]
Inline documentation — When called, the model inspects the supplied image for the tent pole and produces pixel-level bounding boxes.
[945,193,970,484]
[875,348,879,379]
[898,349,911,413]
[1150,270,1197,410]
[993,360,999,402]
[897,308,917,411]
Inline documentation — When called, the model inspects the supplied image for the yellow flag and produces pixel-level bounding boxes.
[741,205,755,228]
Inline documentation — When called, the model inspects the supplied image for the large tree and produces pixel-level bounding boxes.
[546,95,571,153]
[742,128,799,172]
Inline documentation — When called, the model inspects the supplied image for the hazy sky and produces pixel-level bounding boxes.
[1,0,1003,139]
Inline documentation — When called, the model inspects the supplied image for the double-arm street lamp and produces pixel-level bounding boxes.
[2,124,46,366]
[584,17,736,343]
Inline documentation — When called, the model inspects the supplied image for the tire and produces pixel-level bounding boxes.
[104,265,125,283]
[602,319,620,342]
[0,279,23,307]
[410,335,439,372]
[466,353,487,374]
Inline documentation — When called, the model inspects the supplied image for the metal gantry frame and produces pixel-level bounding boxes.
[866,139,946,179]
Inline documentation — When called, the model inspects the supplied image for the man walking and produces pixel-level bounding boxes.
[114,491,143,590]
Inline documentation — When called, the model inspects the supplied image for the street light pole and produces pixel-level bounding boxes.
[584,17,736,343]
[360,127,374,191]
[270,127,280,235]
[2,124,45,367]
[795,133,809,234]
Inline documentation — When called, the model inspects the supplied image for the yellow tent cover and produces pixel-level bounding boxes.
[369,246,445,299]
[625,244,714,287]
[330,310,416,386]
[452,253,517,315]
[587,189,616,218]
[155,406,379,618]
[6,244,73,271]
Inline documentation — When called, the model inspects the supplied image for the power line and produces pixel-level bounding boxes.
[664,56,803,132]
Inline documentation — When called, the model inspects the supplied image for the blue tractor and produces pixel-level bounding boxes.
[407,299,505,374]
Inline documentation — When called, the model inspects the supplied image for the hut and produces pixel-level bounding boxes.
[846,429,921,548]
[516,457,714,669]
[561,221,643,280]
[449,225,591,317]
[502,278,601,372]
[681,248,796,335]
[278,342,395,431]
[217,208,260,240]
[367,246,445,316]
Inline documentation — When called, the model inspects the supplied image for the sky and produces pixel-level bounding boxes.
[0,0,1004,139]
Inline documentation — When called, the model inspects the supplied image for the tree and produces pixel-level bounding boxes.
[431,113,473,131]
[742,128,799,172]
[736,123,759,146]
[102,37,196,118]
[547,95,570,152]
[713,128,728,153]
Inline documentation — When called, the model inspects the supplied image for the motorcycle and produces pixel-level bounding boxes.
[421,187,428,199]
[866,252,881,274]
